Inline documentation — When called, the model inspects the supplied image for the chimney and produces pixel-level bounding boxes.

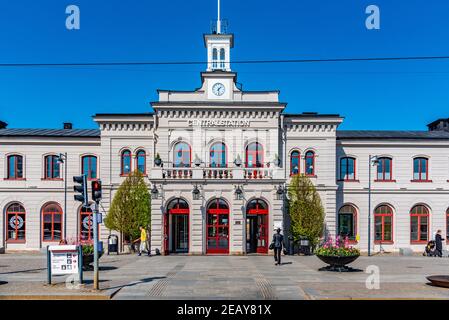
[0,121,7,129]
[427,118,449,132]
[63,122,73,130]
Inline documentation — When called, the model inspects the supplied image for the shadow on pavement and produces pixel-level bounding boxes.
[107,276,166,291]
[0,268,46,275]
[0,281,7,285]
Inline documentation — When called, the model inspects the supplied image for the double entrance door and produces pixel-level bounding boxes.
[165,198,189,254]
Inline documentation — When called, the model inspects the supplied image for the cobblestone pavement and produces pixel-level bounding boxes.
[1,252,449,299]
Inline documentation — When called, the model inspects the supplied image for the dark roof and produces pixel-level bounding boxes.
[427,118,449,128]
[284,112,341,118]
[337,130,449,140]
[93,112,154,117]
[0,128,100,138]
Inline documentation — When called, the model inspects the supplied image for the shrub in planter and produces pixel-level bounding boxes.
[315,236,360,271]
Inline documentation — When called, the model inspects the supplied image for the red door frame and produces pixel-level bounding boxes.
[206,199,230,254]
[164,199,189,255]
[247,200,269,254]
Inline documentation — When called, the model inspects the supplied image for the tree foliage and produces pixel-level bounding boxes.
[288,174,325,247]
[105,170,151,245]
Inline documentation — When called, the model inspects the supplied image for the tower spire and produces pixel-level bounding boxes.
[217,0,221,34]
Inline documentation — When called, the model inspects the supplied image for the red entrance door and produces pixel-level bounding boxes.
[206,199,229,254]
[164,199,189,255]
[247,199,269,254]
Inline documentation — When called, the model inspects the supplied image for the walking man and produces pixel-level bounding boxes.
[273,228,284,266]
[134,226,149,256]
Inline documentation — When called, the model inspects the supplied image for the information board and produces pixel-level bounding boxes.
[48,245,79,275]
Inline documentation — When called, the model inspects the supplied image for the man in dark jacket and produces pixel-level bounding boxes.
[272,228,284,266]
[435,230,443,257]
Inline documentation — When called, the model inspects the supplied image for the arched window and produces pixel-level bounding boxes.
[338,205,357,240]
[220,48,225,69]
[212,48,218,69]
[136,150,146,174]
[305,151,315,176]
[374,205,393,243]
[340,157,356,181]
[246,142,264,168]
[413,157,429,181]
[44,155,61,179]
[290,151,300,176]
[173,142,191,168]
[82,155,97,179]
[6,203,26,241]
[377,157,393,181]
[410,205,429,243]
[42,203,63,241]
[121,150,131,176]
[7,154,24,179]
[80,206,94,242]
[210,142,227,168]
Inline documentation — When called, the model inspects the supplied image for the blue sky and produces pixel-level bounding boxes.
[0,0,448,130]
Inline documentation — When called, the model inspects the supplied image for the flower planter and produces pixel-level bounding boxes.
[82,251,104,270]
[316,254,360,272]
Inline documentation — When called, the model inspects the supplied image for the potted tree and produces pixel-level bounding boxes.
[315,236,360,272]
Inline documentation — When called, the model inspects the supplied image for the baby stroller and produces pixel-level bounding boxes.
[423,240,437,256]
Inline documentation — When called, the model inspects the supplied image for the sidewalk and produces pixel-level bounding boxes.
[1,252,449,300]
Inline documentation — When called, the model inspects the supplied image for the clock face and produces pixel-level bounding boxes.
[212,83,226,96]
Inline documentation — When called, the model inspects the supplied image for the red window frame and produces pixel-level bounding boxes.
[79,207,97,243]
[206,198,230,254]
[305,151,315,176]
[6,203,26,242]
[340,157,356,181]
[376,157,393,181]
[338,205,357,242]
[446,208,449,244]
[44,155,61,180]
[246,142,264,168]
[173,142,191,168]
[210,142,227,168]
[7,154,24,180]
[81,155,97,180]
[290,150,300,176]
[410,205,429,244]
[42,203,63,242]
[121,150,132,176]
[246,199,269,254]
[412,157,429,182]
[136,150,146,174]
[374,205,393,244]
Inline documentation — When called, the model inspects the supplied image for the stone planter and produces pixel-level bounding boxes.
[316,254,360,272]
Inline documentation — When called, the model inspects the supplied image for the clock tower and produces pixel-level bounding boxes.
[203,0,236,100]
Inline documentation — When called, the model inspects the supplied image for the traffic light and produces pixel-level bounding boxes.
[73,174,88,207]
[92,180,102,203]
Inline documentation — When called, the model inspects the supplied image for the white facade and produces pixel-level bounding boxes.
[1,19,449,254]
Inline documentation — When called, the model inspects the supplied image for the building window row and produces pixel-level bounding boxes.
[5,202,96,243]
[339,156,432,182]
[290,150,316,176]
[121,149,146,175]
[3,154,98,181]
[337,204,444,244]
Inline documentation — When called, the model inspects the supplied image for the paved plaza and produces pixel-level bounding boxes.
[1,252,449,299]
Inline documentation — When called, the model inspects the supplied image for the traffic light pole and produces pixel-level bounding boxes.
[93,200,99,290]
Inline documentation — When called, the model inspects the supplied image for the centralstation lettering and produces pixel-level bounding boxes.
[188,119,250,128]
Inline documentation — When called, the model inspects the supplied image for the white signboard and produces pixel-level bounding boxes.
[49,245,79,275]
